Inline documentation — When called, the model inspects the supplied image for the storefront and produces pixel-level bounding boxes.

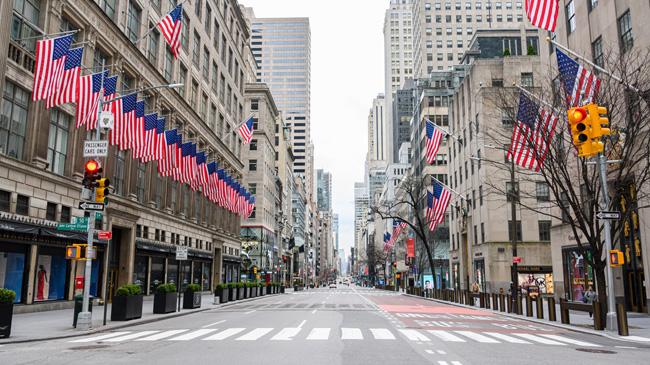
[452,261,460,290]
[517,266,554,296]
[474,258,486,292]
[562,246,594,302]
[222,255,241,283]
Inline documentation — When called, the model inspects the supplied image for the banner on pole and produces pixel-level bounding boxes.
[406,238,415,258]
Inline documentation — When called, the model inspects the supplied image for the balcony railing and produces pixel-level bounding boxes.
[8,40,36,74]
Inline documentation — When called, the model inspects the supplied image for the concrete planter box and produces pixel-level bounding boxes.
[183,290,201,309]
[228,288,236,301]
[215,288,228,304]
[153,292,177,314]
[111,295,143,321]
[0,302,13,338]
[237,287,245,300]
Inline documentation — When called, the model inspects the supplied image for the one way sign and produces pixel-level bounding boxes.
[78,201,105,211]
[596,211,621,220]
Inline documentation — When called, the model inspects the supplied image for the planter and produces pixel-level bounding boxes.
[252,287,257,297]
[0,302,13,338]
[280,286,285,294]
[266,286,272,295]
[238,287,245,300]
[228,287,236,301]
[259,287,265,296]
[154,292,177,314]
[183,290,201,309]
[215,288,228,304]
[111,295,143,321]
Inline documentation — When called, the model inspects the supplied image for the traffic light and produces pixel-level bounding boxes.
[586,104,610,155]
[610,249,624,267]
[66,245,81,260]
[567,107,592,157]
[82,159,102,189]
[95,177,110,203]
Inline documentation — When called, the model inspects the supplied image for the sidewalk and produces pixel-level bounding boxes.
[1,291,287,345]
[402,293,650,344]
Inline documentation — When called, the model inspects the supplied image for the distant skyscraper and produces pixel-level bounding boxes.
[368,94,387,165]
[316,169,332,212]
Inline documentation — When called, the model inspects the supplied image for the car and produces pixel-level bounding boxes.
[329,283,337,289]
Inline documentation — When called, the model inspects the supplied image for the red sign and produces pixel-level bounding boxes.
[98,231,112,240]
[75,276,84,289]
[406,238,415,258]
[513,256,522,264]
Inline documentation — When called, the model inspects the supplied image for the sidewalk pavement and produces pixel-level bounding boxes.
[1,291,289,345]
[402,293,650,344]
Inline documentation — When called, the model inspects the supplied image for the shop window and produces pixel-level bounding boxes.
[60,206,71,223]
[133,255,148,293]
[34,248,70,301]
[150,256,165,293]
[0,190,10,212]
[167,261,178,285]
[0,245,26,303]
[563,248,594,301]
[47,110,70,175]
[16,195,29,215]
[1,81,29,160]
[193,262,202,285]
[202,262,211,290]
[46,202,56,221]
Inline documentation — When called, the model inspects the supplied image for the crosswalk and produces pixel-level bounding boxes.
[70,327,602,347]
[292,290,397,296]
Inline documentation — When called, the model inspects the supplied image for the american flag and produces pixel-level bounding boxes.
[102,75,118,112]
[76,71,104,129]
[206,162,218,202]
[158,4,183,58]
[121,95,138,150]
[152,117,166,161]
[172,134,184,181]
[238,115,255,144]
[217,169,227,207]
[140,113,158,161]
[556,49,601,107]
[46,47,83,108]
[507,93,559,172]
[108,94,137,148]
[427,181,452,232]
[196,151,210,191]
[246,196,256,218]
[158,129,177,176]
[391,220,407,246]
[524,0,559,32]
[426,119,444,165]
[32,34,73,102]
[383,232,392,253]
[131,101,146,158]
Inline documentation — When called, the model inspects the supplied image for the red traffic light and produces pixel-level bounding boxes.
[85,159,100,174]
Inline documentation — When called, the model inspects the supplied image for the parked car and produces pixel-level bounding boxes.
[329,283,337,289]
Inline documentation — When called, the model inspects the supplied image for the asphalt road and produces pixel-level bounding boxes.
[1,285,648,365]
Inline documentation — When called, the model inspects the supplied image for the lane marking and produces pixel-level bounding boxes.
[341,328,363,340]
[202,320,226,328]
[270,328,301,341]
[137,330,189,341]
[169,329,218,341]
[203,328,246,340]
[370,328,395,340]
[104,331,160,342]
[454,331,500,344]
[399,329,430,342]
[235,328,274,341]
[70,332,131,343]
[483,332,531,344]
[427,330,465,342]
[425,349,435,354]
[539,334,601,347]
[311,309,317,314]
[451,362,463,365]
[615,346,638,349]
[298,320,307,328]
[437,350,447,355]
[306,328,330,340]
[244,310,256,314]
[512,333,566,345]
[438,362,449,365]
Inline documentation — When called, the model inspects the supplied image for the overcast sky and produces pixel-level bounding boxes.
[240,0,386,257]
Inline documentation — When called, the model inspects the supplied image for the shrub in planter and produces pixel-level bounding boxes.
[227,282,237,301]
[215,283,228,304]
[251,283,258,297]
[154,283,177,314]
[236,282,245,300]
[259,283,265,296]
[183,283,202,309]
[0,288,16,338]
[111,284,143,321]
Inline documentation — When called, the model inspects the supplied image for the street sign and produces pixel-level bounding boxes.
[597,211,621,220]
[99,111,114,130]
[72,216,89,225]
[83,140,109,157]
[513,256,523,264]
[78,201,105,211]
[176,246,188,260]
[58,217,88,231]
[98,231,112,240]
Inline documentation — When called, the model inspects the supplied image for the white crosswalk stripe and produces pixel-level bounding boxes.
[169,329,218,341]
[70,332,131,343]
[236,328,273,341]
[427,330,465,342]
[370,328,395,340]
[104,331,160,342]
[539,334,601,347]
[341,327,363,340]
[483,332,532,344]
[512,333,567,345]
[306,328,330,340]
[454,331,500,344]
[271,328,301,341]
[137,330,189,341]
[399,329,430,342]
[203,328,246,340]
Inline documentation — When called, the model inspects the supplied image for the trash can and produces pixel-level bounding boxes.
[73,295,93,328]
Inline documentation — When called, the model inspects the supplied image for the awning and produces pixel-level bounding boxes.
[223,254,242,263]
[0,220,40,235]
[136,239,174,253]
[40,228,88,242]
[188,248,212,260]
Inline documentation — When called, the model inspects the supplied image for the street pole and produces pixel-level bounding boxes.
[102,236,111,326]
[510,156,519,315]
[177,259,182,312]
[598,152,617,331]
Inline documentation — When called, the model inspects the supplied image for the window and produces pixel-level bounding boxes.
[1,81,29,160]
[565,1,576,33]
[46,202,57,221]
[508,220,522,241]
[136,162,146,203]
[618,11,633,53]
[178,64,187,97]
[251,99,259,111]
[539,220,551,241]
[60,206,71,223]
[153,175,162,209]
[536,182,550,201]
[97,0,116,20]
[126,0,142,43]
[47,110,70,175]
[195,0,202,17]
[11,0,42,53]
[0,191,9,212]
[148,26,160,65]
[191,80,198,109]
[588,0,598,12]
[162,47,174,81]
[192,31,201,66]
[474,225,478,245]
[521,72,534,87]
[181,12,190,52]
[205,3,212,33]
[15,195,29,215]
[249,183,257,195]
[479,186,483,205]
[506,182,519,202]
[202,46,210,79]
[481,223,485,243]
[113,150,125,196]
[592,37,603,67]
[250,140,257,151]
[492,78,504,87]
[249,159,257,171]
[560,191,570,223]
[501,107,514,127]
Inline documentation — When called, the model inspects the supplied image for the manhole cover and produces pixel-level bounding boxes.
[576,348,617,354]
[68,344,110,351]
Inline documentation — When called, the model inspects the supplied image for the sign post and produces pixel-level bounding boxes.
[176,247,188,311]
[596,211,621,220]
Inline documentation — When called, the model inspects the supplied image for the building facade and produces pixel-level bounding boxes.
[316,169,332,212]
[0,0,252,308]
[353,182,369,276]
[392,78,415,163]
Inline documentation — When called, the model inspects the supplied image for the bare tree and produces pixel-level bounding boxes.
[480,47,650,305]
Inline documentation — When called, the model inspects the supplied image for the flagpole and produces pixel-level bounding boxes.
[512,83,562,115]
[428,174,465,200]
[428,118,462,144]
[546,37,640,93]
[135,0,191,45]
[12,29,79,42]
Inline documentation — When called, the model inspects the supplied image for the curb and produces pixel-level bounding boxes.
[0,293,285,345]
[399,293,650,344]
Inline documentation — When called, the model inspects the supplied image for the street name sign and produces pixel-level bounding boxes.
[596,211,621,220]
[57,216,88,231]
[78,201,105,211]
[83,140,109,157]
[513,256,523,264]
[176,247,188,260]
[98,231,112,240]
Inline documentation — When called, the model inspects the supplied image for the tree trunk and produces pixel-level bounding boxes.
[594,263,608,311]
[422,237,437,290]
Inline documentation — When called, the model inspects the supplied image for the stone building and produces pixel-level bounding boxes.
[0,0,251,309]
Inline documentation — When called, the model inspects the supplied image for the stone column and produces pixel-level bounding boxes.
[25,244,38,304]
[0,0,13,98]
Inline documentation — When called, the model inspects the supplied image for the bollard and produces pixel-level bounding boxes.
[479,293,486,308]
[499,294,506,312]
[492,293,498,311]
[536,296,544,319]
[616,303,629,336]
[548,297,556,322]
[485,293,490,309]
[525,295,533,317]
[560,298,570,324]
[516,293,523,315]
[593,302,604,330]
[506,294,513,313]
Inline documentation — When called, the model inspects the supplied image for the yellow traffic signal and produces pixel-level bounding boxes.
[587,104,610,140]
[95,178,110,203]
[567,107,590,154]
[610,249,624,267]
[66,245,81,260]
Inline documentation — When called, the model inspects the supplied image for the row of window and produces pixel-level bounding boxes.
[450,219,551,251]
[426,1,523,11]
[428,13,523,24]
[135,223,216,252]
